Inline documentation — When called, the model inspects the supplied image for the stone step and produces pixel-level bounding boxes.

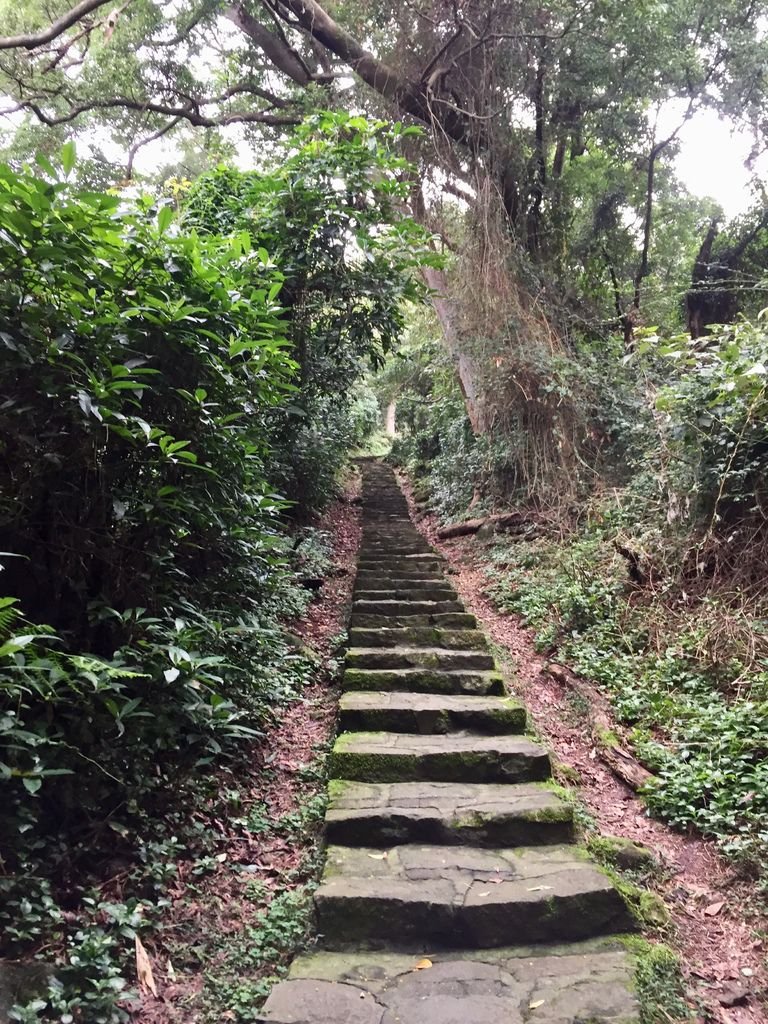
[354,587,459,602]
[350,611,478,630]
[258,942,640,1024]
[329,732,550,783]
[358,557,445,570]
[325,779,573,846]
[342,667,505,696]
[352,598,466,616]
[315,844,635,949]
[339,691,523,734]
[348,627,488,651]
[346,647,495,671]
[355,574,453,587]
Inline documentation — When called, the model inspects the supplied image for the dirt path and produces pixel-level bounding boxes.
[400,477,767,1023]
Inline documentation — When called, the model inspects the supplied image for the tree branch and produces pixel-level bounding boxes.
[225,3,312,85]
[0,0,113,50]
[17,95,301,128]
[125,115,182,179]
[267,0,473,146]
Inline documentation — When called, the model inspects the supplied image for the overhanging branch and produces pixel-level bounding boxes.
[0,0,113,50]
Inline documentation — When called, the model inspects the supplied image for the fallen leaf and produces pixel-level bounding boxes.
[167,959,177,982]
[135,935,158,997]
[529,999,545,1009]
[413,958,433,971]
[704,901,725,916]
[368,852,387,860]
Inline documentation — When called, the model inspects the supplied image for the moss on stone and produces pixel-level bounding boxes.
[588,834,658,873]
[620,937,689,1024]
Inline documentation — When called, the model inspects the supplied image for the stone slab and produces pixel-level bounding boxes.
[348,627,488,651]
[350,612,478,630]
[352,600,465,616]
[316,844,635,948]
[325,779,573,846]
[354,588,459,602]
[338,691,524,734]
[329,731,550,783]
[346,647,495,671]
[342,667,506,696]
[259,941,640,1024]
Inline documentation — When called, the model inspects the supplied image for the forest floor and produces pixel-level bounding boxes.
[134,473,361,1023]
[399,473,768,1024]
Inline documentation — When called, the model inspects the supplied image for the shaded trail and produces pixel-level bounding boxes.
[260,461,641,1023]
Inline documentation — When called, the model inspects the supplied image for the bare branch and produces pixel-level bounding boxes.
[225,3,312,85]
[267,0,473,146]
[17,95,302,128]
[0,0,113,51]
[126,115,182,179]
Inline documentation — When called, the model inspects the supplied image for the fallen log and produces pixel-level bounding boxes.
[436,512,526,539]
[546,662,655,792]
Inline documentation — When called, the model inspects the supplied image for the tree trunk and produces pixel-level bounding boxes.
[422,266,485,433]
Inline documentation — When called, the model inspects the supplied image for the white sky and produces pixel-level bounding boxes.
[657,105,767,219]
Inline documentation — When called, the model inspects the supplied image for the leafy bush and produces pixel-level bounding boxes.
[0,117,431,1020]
[484,526,768,872]
[183,112,438,512]
[656,317,768,528]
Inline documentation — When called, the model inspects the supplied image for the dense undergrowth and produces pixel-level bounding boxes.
[0,116,427,1021]
[388,311,768,890]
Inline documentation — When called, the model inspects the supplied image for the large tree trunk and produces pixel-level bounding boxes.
[421,266,485,433]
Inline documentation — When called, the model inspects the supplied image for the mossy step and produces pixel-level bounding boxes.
[325,779,573,846]
[354,576,454,589]
[315,843,635,949]
[350,611,478,630]
[359,547,435,557]
[258,941,640,1024]
[338,690,522,734]
[346,647,495,671]
[354,588,459,603]
[358,557,445,569]
[352,599,466,616]
[342,667,505,696]
[329,731,550,783]
[348,627,488,651]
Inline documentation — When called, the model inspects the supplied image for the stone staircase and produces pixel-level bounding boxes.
[259,461,641,1023]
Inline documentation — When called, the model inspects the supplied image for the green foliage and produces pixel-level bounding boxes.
[655,317,768,527]
[0,118,429,1020]
[183,113,438,512]
[199,886,316,1022]
[484,524,768,873]
[622,938,690,1024]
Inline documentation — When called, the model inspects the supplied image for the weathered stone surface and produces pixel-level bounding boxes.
[259,943,640,1024]
[342,667,506,696]
[355,575,448,587]
[350,612,478,630]
[315,844,635,948]
[352,599,465,616]
[354,587,459,602]
[346,647,495,671]
[338,691,524,734]
[348,627,488,651]
[329,732,550,783]
[325,779,572,846]
[255,461,640,1024]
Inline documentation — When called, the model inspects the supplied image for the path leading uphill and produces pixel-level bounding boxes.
[259,461,641,1024]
